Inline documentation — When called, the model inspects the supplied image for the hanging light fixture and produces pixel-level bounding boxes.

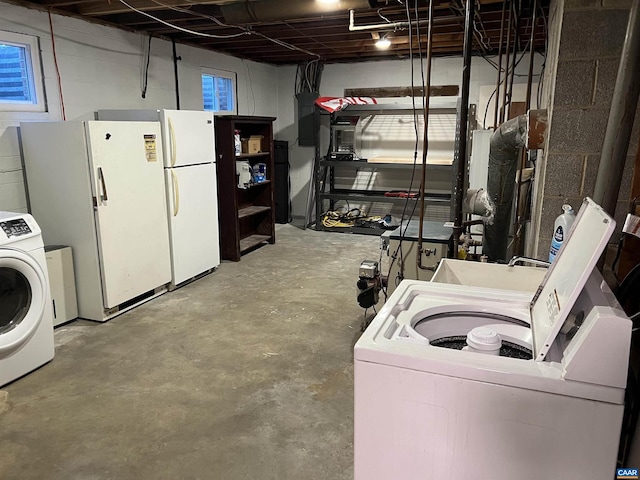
[375,34,391,49]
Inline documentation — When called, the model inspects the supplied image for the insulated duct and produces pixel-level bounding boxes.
[221,0,379,24]
[483,114,528,262]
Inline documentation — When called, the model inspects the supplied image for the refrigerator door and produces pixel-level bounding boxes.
[160,110,215,168]
[86,121,171,309]
[165,163,220,285]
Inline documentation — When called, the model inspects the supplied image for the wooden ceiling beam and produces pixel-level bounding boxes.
[191,32,467,50]
[344,85,460,97]
[172,25,543,46]
[139,12,507,37]
[247,45,467,63]
[81,0,462,19]
[191,36,527,55]
[77,0,228,16]
[10,0,548,65]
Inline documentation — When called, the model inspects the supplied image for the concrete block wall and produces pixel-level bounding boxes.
[531,0,640,259]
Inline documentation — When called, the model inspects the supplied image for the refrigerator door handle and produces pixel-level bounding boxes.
[98,167,109,203]
[171,169,180,216]
[168,117,177,167]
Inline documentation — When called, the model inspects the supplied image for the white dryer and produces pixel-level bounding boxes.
[0,212,54,387]
[354,198,632,480]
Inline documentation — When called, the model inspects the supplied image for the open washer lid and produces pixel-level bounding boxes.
[530,197,615,361]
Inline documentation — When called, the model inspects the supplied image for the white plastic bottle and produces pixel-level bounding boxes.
[548,204,576,263]
[234,130,242,155]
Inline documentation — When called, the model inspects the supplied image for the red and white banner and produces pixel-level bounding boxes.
[314,96,378,113]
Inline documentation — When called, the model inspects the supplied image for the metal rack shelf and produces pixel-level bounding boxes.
[319,192,451,205]
[311,101,472,233]
[320,160,453,171]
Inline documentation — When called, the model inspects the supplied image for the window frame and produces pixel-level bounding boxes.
[201,67,238,115]
[0,31,46,113]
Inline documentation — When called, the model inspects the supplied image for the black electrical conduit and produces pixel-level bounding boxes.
[172,38,181,110]
[451,0,475,257]
[483,114,528,262]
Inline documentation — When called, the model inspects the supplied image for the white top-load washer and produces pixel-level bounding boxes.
[0,212,54,387]
[354,198,632,480]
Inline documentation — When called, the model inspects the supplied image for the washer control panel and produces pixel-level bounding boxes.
[1,219,32,238]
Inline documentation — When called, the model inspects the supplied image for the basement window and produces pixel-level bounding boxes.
[202,68,237,114]
[0,31,46,112]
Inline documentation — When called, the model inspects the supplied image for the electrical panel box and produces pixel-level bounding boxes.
[296,92,318,146]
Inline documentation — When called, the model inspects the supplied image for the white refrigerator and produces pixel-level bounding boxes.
[20,121,172,322]
[98,109,220,288]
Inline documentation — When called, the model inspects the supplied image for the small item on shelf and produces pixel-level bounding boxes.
[240,136,264,154]
[236,160,252,189]
[329,152,354,161]
[384,191,418,198]
[234,130,242,155]
[248,135,263,153]
[253,163,267,183]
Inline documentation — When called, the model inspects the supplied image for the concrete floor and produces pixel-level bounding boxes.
[0,224,381,480]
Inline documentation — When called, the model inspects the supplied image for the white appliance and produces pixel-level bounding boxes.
[0,212,54,387]
[354,198,632,480]
[21,121,172,322]
[45,245,78,326]
[97,109,220,288]
[381,220,452,294]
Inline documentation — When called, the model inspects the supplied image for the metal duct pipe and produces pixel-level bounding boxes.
[483,114,528,261]
[221,0,374,24]
[593,0,640,216]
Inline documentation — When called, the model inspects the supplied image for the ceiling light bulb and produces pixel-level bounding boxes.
[376,37,391,49]
[317,0,339,4]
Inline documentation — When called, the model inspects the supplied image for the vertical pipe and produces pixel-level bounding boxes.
[172,38,181,110]
[524,0,537,111]
[417,0,435,269]
[493,0,508,130]
[513,0,538,256]
[507,1,519,119]
[452,0,475,257]
[501,0,513,123]
[593,1,640,216]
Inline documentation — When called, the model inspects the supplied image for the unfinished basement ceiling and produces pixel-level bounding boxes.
[10,0,549,65]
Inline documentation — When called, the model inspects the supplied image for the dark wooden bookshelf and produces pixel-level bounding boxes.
[215,115,276,261]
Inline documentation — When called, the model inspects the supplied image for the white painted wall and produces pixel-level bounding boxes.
[0,1,279,213]
[0,0,544,222]
[275,54,544,218]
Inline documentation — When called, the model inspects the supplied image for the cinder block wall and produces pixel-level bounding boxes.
[531,0,640,259]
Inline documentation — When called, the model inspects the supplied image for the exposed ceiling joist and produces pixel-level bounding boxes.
[9,0,549,65]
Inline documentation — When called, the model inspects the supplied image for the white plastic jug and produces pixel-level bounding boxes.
[548,204,576,263]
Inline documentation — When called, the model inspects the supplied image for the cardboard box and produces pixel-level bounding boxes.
[248,135,263,154]
[240,135,264,154]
